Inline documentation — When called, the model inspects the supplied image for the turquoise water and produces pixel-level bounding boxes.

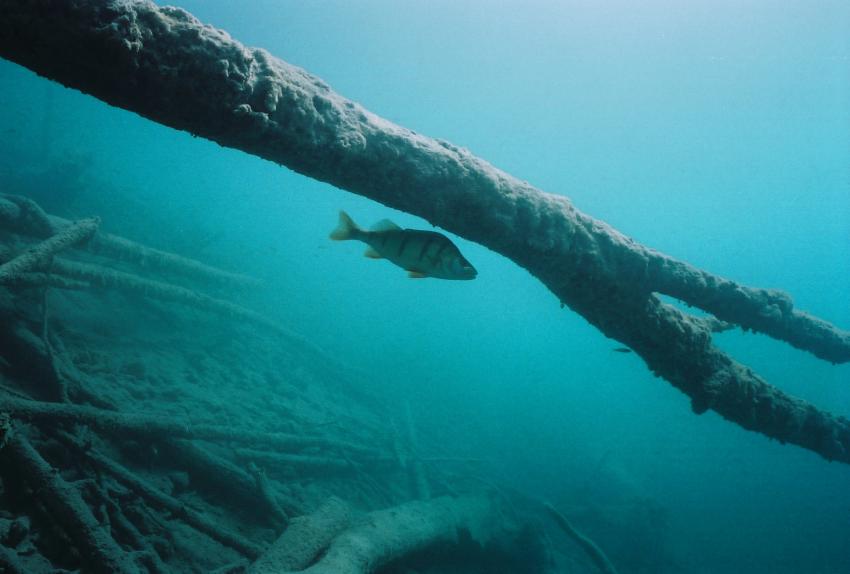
[1,1,848,572]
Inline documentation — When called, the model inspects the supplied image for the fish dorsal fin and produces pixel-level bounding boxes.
[364,246,383,259]
[370,219,402,232]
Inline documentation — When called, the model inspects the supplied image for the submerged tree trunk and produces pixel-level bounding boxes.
[1,0,848,462]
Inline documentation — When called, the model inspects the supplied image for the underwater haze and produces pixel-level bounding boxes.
[1,1,849,573]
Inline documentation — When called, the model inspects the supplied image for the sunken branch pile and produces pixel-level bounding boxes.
[0,0,847,464]
[0,193,574,571]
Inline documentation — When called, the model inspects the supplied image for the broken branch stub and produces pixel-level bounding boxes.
[1,1,849,463]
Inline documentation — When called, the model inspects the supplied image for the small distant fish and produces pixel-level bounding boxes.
[613,347,632,354]
[330,211,477,280]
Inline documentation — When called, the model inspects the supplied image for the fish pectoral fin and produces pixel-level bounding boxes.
[407,270,428,279]
[364,246,383,259]
[371,219,402,232]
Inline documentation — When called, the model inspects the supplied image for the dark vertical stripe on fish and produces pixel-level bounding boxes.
[419,237,434,260]
[434,242,448,259]
[397,235,408,256]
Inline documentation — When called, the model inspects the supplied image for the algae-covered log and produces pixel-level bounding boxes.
[0,272,89,290]
[49,258,276,328]
[0,218,99,283]
[1,0,849,464]
[0,396,381,458]
[60,217,260,289]
[46,258,341,363]
[281,495,500,574]
[248,497,352,573]
[0,194,258,288]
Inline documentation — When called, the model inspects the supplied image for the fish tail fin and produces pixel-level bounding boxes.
[330,210,361,241]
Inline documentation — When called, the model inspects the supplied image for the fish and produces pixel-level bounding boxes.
[613,347,632,353]
[329,211,477,280]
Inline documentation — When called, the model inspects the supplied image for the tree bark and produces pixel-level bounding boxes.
[1,0,848,463]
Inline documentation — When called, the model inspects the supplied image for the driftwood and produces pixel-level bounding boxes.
[95,488,170,574]
[0,396,380,458]
[247,462,291,527]
[236,448,361,476]
[1,323,67,402]
[160,439,295,525]
[1,0,847,464]
[0,272,88,290]
[279,495,497,574]
[0,217,87,399]
[248,497,352,573]
[39,286,68,403]
[0,195,54,237]
[0,218,99,283]
[0,196,329,364]
[55,431,265,559]
[50,257,281,331]
[543,502,618,574]
[69,220,260,289]
[44,256,354,376]
[0,193,257,289]
[1,429,139,574]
